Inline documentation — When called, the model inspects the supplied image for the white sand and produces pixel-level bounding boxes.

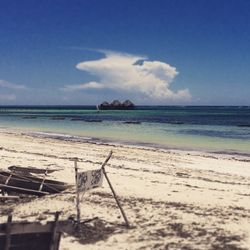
[0,130,250,249]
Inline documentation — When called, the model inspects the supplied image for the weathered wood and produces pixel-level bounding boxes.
[4,214,12,250]
[101,150,113,168]
[102,167,130,228]
[0,222,52,236]
[0,184,49,196]
[74,158,81,227]
[0,171,68,195]
[8,166,59,174]
[50,212,60,250]
[0,195,19,201]
[39,168,48,191]
[4,170,14,185]
[0,214,67,250]
[101,151,130,228]
[0,221,70,236]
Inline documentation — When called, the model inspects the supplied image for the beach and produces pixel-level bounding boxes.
[0,129,250,249]
[2,0,250,248]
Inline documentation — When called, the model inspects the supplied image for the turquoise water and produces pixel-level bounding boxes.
[0,106,250,155]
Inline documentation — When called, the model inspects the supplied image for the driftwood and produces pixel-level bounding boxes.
[0,195,19,201]
[101,151,130,228]
[39,168,48,191]
[0,184,49,196]
[0,171,69,196]
[74,158,81,228]
[8,166,59,175]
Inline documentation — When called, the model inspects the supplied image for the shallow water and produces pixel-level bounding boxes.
[0,106,250,155]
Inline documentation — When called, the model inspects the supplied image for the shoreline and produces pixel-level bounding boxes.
[1,127,250,159]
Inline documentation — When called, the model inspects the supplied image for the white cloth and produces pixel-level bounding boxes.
[77,169,103,192]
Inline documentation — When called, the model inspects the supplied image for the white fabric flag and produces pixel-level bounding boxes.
[77,169,103,192]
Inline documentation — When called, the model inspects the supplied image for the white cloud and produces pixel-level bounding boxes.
[0,94,16,101]
[63,51,191,101]
[0,79,27,90]
[62,81,104,91]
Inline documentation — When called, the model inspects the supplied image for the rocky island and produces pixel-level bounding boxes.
[98,100,135,110]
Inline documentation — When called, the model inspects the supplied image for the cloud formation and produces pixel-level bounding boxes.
[0,79,27,90]
[63,51,191,101]
[63,81,104,91]
[0,94,16,101]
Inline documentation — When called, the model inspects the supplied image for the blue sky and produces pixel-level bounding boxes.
[0,0,249,105]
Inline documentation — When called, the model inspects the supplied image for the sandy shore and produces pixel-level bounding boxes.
[0,130,250,249]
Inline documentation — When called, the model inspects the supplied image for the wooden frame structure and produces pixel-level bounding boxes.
[74,150,130,228]
[0,170,69,196]
[0,212,62,250]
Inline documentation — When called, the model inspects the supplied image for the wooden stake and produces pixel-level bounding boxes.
[39,167,48,191]
[74,158,81,227]
[101,151,130,228]
[5,170,14,185]
[50,212,60,250]
[101,150,113,168]
[4,214,12,250]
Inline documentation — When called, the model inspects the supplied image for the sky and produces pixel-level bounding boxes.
[0,0,249,105]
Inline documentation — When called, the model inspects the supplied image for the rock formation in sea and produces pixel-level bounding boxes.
[122,99,134,109]
[98,100,135,110]
[98,101,110,109]
[111,100,122,109]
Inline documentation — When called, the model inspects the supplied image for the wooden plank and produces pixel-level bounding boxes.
[0,221,70,236]
[0,196,19,201]
[0,214,69,250]
[0,223,52,236]
[74,158,81,227]
[39,168,48,191]
[4,214,12,250]
[4,170,14,185]
[8,166,58,174]
[0,184,49,196]
[50,212,60,250]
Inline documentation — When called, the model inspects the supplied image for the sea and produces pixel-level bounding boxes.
[0,106,250,156]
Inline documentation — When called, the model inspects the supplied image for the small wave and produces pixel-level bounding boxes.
[26,131,92,141]
[168,121,184,125]
[22,116,37,119]
[70,118,102,122]
[51,117,66,120]
[237,124,250,127]
[85,119,102,122]
[123,121,141,124]
[178,129,250,140]
[70,118,85,121]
